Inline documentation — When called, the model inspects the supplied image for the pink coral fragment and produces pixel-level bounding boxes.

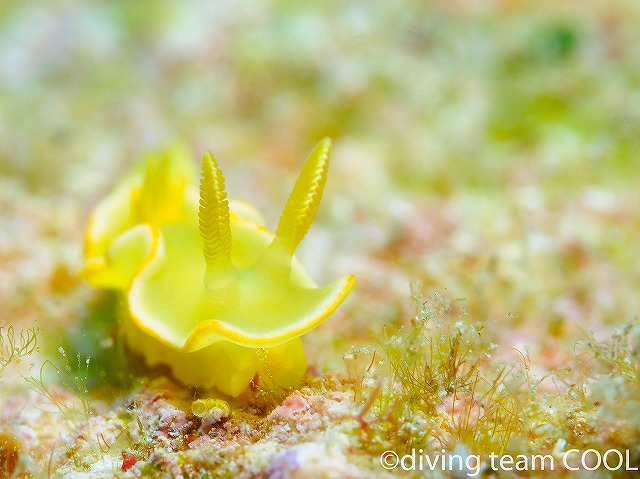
[274,393,309,417]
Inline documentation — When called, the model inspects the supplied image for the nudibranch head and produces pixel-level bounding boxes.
[82,138,354,397]
[129,138,355,350]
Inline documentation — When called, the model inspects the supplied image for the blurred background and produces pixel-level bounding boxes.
[2,0,640,370]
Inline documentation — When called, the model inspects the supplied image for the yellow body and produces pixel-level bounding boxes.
[82,139,354,396]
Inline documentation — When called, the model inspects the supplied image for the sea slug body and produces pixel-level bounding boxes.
[82,139,354,396]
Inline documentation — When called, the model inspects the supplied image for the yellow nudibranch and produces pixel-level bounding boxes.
[82,139,355,397]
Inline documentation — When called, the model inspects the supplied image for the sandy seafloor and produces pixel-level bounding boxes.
[2,1,640,477]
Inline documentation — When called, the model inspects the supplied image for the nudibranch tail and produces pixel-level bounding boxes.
[199,151,236,289]
[131,150,188,226]
[132,153,169,219]
[82,144,198,289]
[273,137,331,256]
